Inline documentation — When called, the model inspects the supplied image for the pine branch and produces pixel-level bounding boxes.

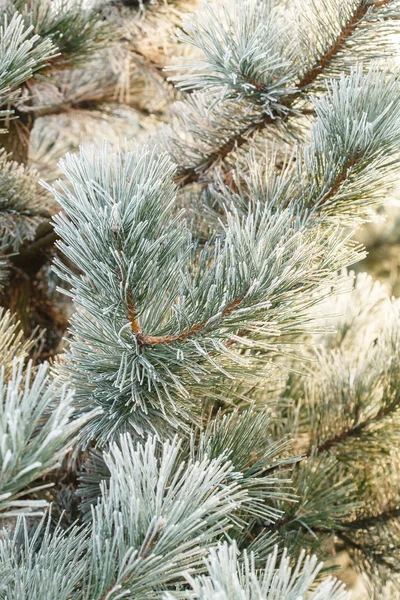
[297,0,391,89]
[315,154,361,210]
[309,395,400,457]
[83,434,247,598]
[176,105,283,187]
[0,12,57,109]
[6,0,111,71]
[207,66,400,238]
[128,290,246,346]
[299,290,400,464]
[47,145,361,444]
[191,408,298,523]
[164,543,350,600]
[0,357,93,516]
[0,515,89,600]
[266,452,358,545]
[2,0,400,594]
[0,150,52,250]
[173,0,395,187]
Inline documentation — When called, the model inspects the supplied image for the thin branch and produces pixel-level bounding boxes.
[10,222,57,271]
[297,3,381,89]
[315,154,360,208]
[128,292,246,346]
[29,100,102,118]
[29,92,165,120]
[176,0,392,187]
[266,500,400,541]
[308,392,400,457]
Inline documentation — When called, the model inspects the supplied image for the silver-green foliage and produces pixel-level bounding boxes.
[0,334,92,515]
[2,0,400,594]
[174,0,398,101]
[0,12,56,109]
[78,408,299,526]
[47,145,359,445]
[0,516,88,600]
[6,0,109,68]
[213,68,400,228]
[268,272,400,588]
[84,433,246,598]
[0,149,50,250]
[163,543,349,600]
[191,408,297,523]
[173,0,296,111]
[0,433,349,599]
[0,0,111,262]
[161,0,400,179]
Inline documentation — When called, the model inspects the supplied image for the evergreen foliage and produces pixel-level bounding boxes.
[164,544,350,600]
[1,0,400,597]
[0,12,56,109]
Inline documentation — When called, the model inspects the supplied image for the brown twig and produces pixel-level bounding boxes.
[308,392,400,457]
[297,3,378,89]
[316,155,360,208]
[176,0,392,187]
[128,293,246,346]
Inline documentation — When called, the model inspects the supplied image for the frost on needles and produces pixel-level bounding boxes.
[2,0,400,598]
[48,144,360,444]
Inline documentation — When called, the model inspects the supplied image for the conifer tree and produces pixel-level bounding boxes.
[1,0,400,598]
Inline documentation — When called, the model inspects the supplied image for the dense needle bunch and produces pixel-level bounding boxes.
[1,0,400,598]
